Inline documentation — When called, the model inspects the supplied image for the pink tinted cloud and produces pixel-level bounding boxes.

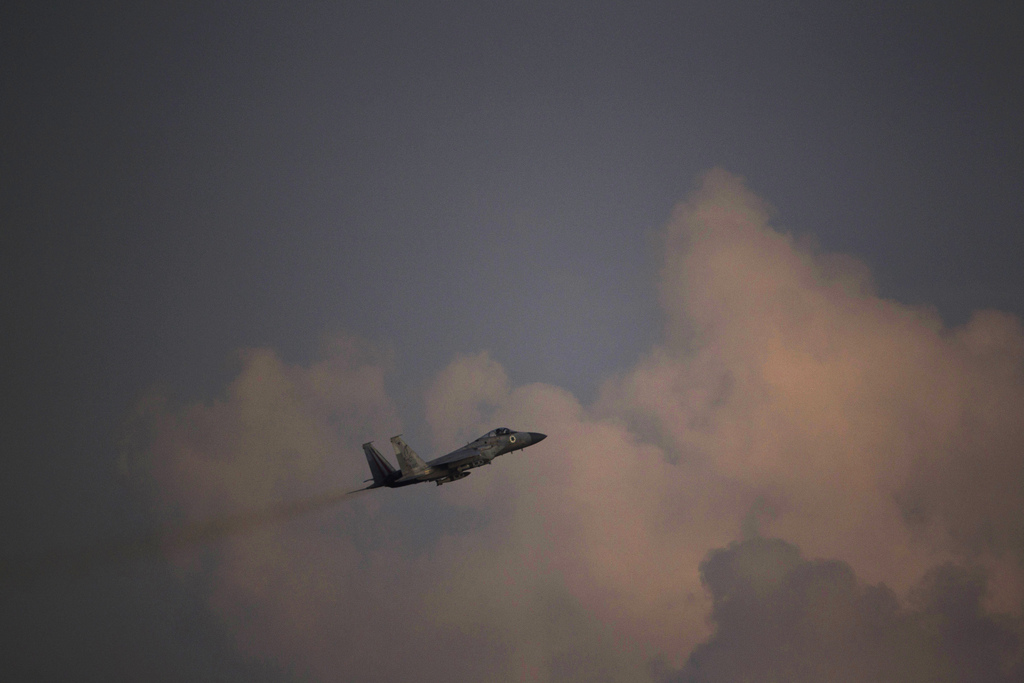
[601,169,1024,606]
[143,170,1024,680]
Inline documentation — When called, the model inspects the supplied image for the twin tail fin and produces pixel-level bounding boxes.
[390,435,431,477]
[362,442,397,487]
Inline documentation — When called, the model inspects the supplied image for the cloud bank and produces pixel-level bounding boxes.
[660,537,1021,683]
[139,170,1024,681]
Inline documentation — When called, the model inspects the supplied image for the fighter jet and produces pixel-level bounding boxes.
[356,428,547,489]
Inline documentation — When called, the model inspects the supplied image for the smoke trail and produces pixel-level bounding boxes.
[1,488,368,581]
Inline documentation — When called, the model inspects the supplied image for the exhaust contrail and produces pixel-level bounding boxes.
[2,488,368,581]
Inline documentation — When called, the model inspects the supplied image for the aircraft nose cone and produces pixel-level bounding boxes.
[528,432,547,444]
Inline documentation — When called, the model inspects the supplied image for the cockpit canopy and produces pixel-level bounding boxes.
[484,427,512,438]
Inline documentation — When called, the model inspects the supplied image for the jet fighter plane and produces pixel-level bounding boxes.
[356,428,547,489]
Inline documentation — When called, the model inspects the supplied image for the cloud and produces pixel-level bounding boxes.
[658,536,1023,683]
[139,169,1024,681]
[599,169,1024,599]
[424,350,510,448]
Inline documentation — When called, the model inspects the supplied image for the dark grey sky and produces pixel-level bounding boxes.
[3,3,1023,681]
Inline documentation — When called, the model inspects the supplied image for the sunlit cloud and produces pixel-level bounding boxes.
[139,170,1024,681]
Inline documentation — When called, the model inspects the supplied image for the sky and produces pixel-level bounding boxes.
[3,2,1024,681]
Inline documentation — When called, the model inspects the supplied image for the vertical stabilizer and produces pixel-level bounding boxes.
[362,442,396,487]
[390,435,431,477]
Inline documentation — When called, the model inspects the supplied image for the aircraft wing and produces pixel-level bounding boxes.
[427,445,481,468]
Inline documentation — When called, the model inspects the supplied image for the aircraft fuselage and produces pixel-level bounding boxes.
[358,428,547,489]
